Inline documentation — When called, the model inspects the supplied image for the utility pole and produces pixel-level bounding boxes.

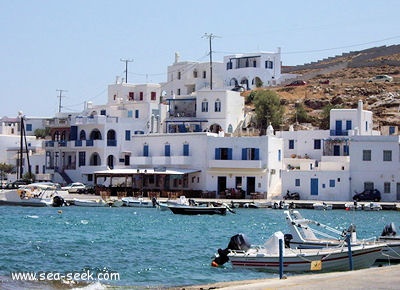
[202,33,220,90]
[120,58,133,83]
[56,89,67,113]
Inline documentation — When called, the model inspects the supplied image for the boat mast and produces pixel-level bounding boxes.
[18,112,32,180]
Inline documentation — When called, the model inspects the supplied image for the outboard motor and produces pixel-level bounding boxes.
[211,234,251,267]
[381,222,397,237]
[151,197,158,207]
[52,195,65,207]
[284,233,293,248]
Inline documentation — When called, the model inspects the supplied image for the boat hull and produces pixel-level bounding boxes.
[169,205,226,215]
[228,245,382,272]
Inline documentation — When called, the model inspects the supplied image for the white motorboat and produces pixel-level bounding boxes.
[73,198,108,207]
[212,231,384,272]
[313,202,333,210]
[345,202,363,211]
[363,202,382,211]
[121,197,156,207]
[284,210,399,264]
[0,182,66,207]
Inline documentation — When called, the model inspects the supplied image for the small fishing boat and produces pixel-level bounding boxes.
[73,198,108,207]
[313,202,333,210]
[345,202,363,211]
[212,231,384,272]
[168,204,228,215]
[363,202,382,211]
[376,222,400,262]
[0,182,66,207]
[121,197,157,207]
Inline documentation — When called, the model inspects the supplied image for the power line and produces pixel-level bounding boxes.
[120,58,133,83]
[56,89,67,113]
[202,33,220,90]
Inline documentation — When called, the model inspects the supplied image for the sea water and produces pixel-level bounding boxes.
[0,206,399,289]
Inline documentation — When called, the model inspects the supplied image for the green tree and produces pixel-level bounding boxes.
[253,90,284,133]
[294,102,310,123]
[34,128,50,139]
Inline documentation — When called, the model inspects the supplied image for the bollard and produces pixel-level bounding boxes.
[346,233,353,270]
[279,238,284,279]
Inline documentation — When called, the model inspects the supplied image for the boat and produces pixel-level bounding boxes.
[211,231,384,272]
[121,197,157,207]
[345,202,363,211]
[376,222,400,262]
[168,201,235,215]
[0,182,67,207]
[73,198,108,207]
[313,202,333,210]
[157,196,189,211]
[363,202,382,211]
[284,210,400,264]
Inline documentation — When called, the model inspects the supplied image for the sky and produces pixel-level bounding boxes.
[1,0,399,117]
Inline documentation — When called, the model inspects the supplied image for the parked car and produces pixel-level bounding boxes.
[353,189,381,202]
[62,182,87,193]
[368,75,393,83]
[4,179,31,189]
[285,80,307,86]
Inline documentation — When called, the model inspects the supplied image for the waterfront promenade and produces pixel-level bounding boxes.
[179,264,400,289]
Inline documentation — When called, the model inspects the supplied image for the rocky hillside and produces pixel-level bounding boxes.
[253,45,400,130]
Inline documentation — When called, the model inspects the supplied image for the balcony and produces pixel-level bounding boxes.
[330,130,349,136]
[209,159,263,169]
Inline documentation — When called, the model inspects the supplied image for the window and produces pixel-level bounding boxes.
[203,71,206,79]
[151,92,156,101]
[265,60,273,69]
[314,139,321,150]
[343,145,349,156]
[295,179,300,186]
[124,155,130,166]
[165,143,171,157]
[201,100,208,112]
[177,71,181,80]
[127,110,133,118]
[214,99,221,112]
[226,61,232,70]
[139,92,143,101]
[289,140,294,150]
[183,143,189,156]
[193,70,198,78]
[26,124,32,131]
[100,109,106,115]
[384,182,391,193]
[383,150,392,161]
[329,179,335,187]
[125,130,131,141]
[389,126,395,135]
[215,148,232,160]
[241,148,259,160]
[363,150,371,161]
[143,144,149,157]
[78,152,86,167]
[177,88,181,95]
[129,92,134,100]
[278,149,281,161]
[135,110,139,118]
[346,120,352,130]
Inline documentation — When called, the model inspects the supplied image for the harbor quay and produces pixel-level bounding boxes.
[63,193,400,210]
[177,263,400,290]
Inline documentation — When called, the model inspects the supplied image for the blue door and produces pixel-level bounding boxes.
[333,145,340,156]
[311,178,318,196]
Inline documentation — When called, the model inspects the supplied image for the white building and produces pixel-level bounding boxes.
[280,100,400,201]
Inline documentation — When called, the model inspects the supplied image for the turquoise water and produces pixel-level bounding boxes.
[1,206,399,289]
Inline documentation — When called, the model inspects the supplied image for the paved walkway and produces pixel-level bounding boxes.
[176,264,400,289]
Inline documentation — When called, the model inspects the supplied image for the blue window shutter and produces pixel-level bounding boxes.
[228,148,232,160]
[125,130,131,141]
[255,148,259,160]
[135,110,139,118]
[70,126,78,141]
[242,148,247,160]
[183,144,189,156]
[165,144,170,156]
[215,148,221,160]
[346,120,352,130]
[278,149,281,161]
[144,145,149,157]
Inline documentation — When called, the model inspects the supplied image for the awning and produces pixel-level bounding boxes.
[94,168,201,176]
